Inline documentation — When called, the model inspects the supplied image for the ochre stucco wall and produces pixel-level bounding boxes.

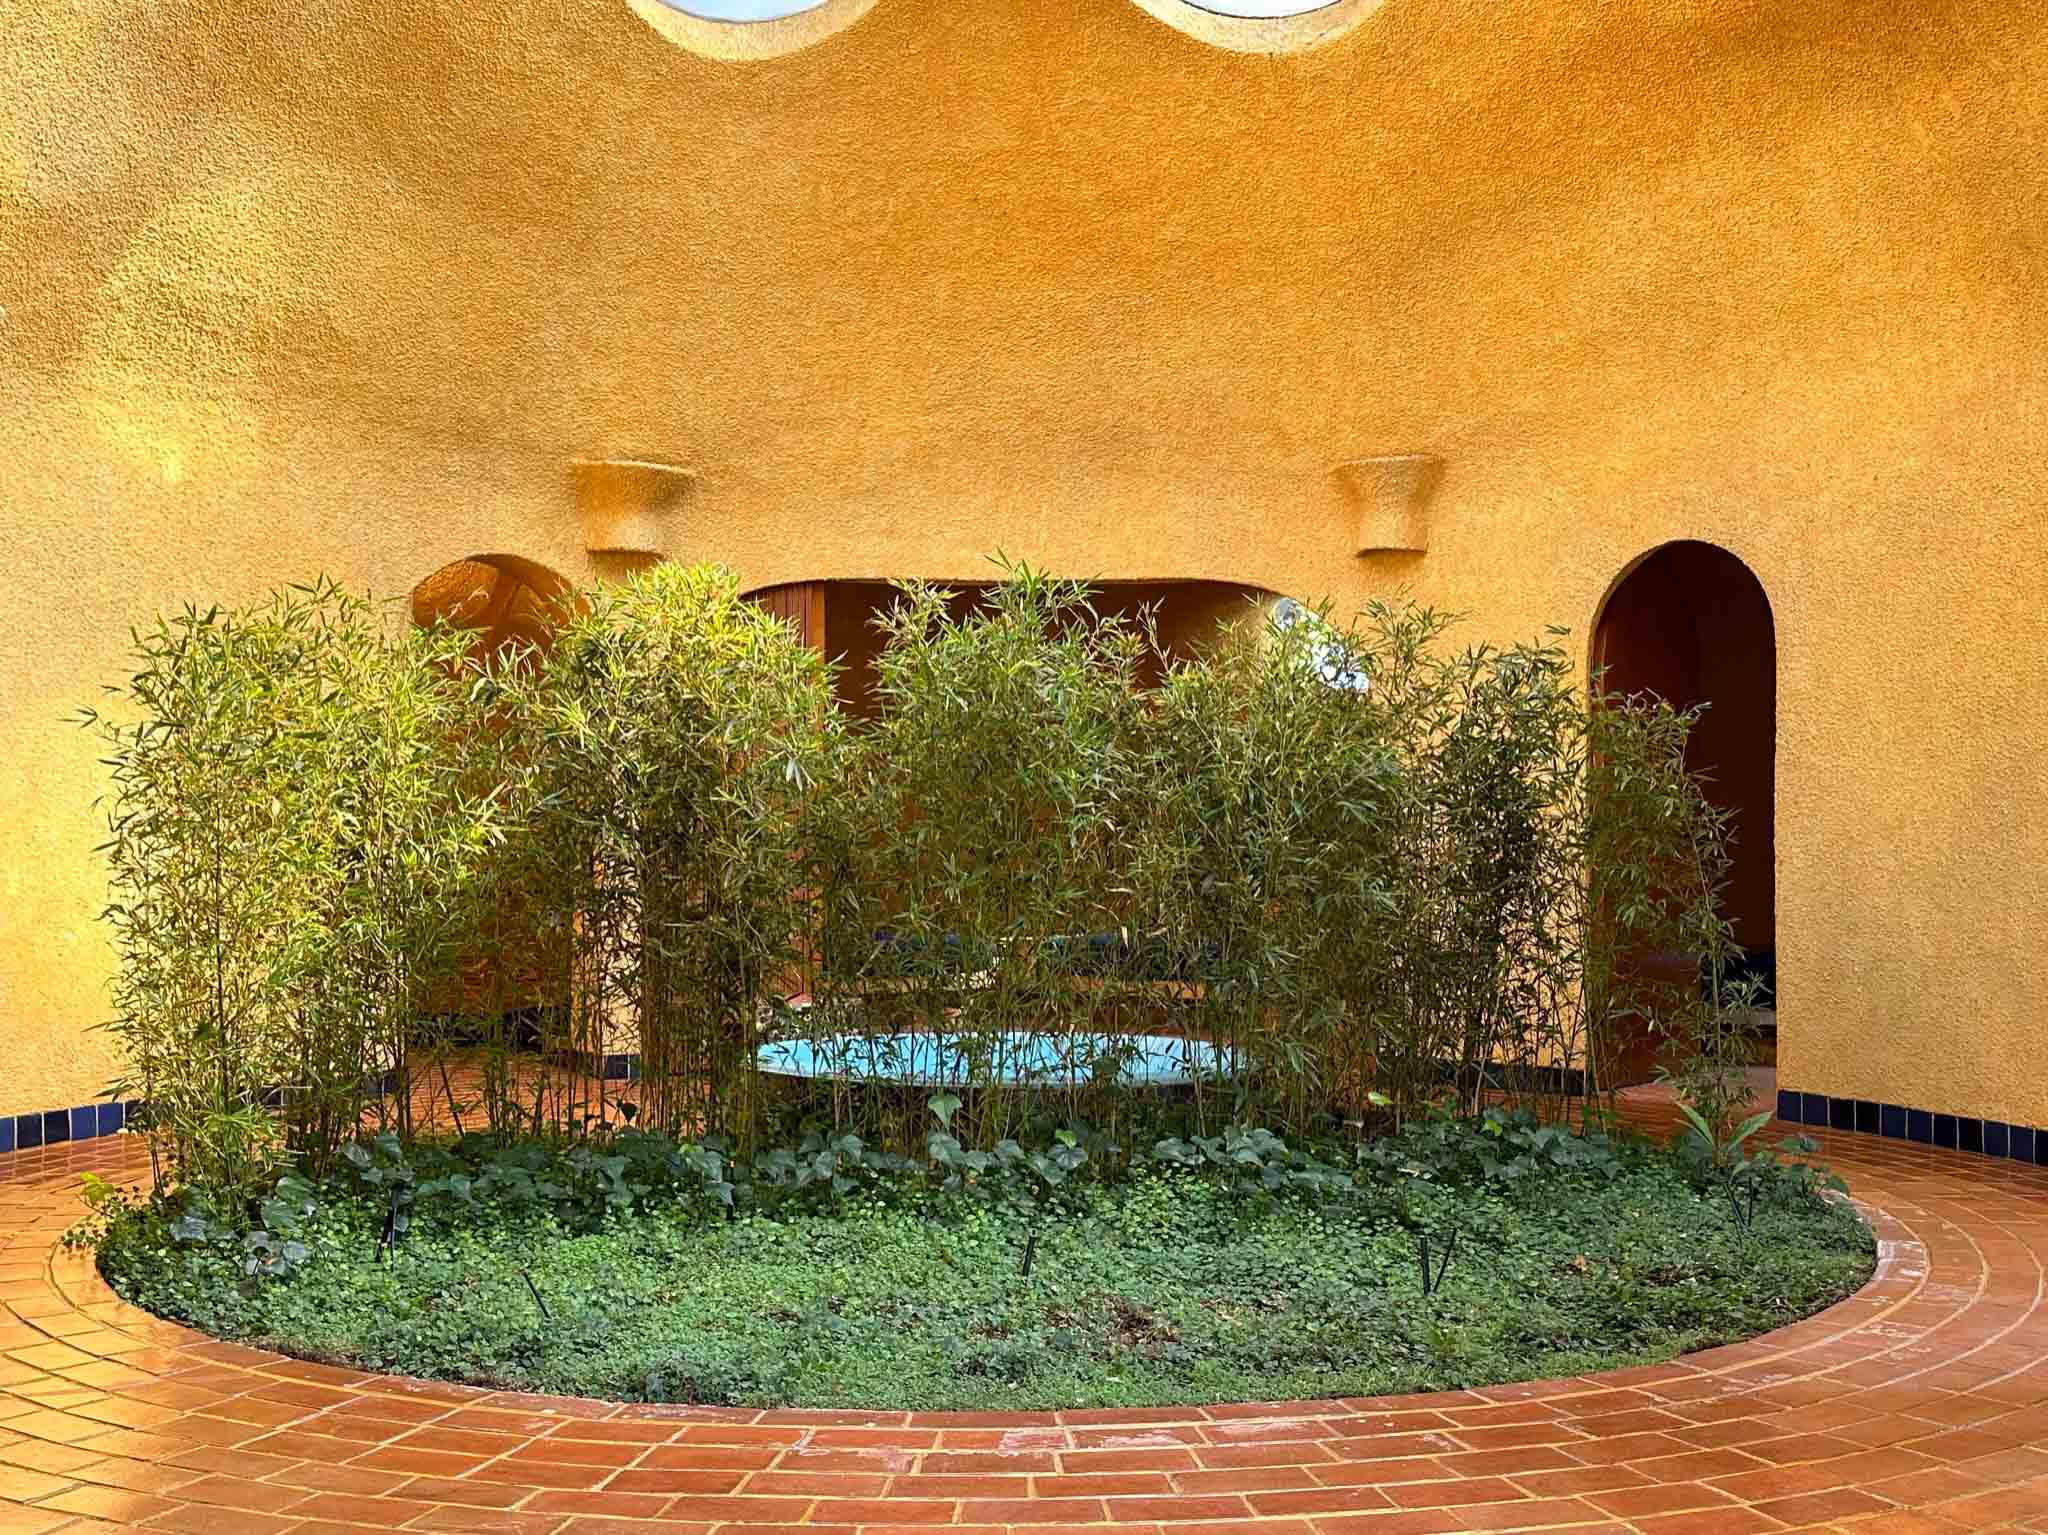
[3,0,2044,1122]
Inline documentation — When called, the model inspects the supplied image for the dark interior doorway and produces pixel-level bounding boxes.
[749,579,1274,718]
[1594,541,1777,1066]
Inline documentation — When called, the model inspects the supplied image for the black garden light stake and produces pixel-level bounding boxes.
[1417,1227,1458,1298]
[522,1269,552,1321]
[1019,1226,1039,1278]
[376,1187,402,1263]
[1726,1171,1762,1235]
[436,1059,467,1137]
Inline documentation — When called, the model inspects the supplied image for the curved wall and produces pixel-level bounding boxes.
[3,0,2045,1122]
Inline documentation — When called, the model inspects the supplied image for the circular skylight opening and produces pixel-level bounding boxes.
[625,0,874,59]
[658,0,827,17]
[1129,0,1385,52]
[1184,0,1342,14]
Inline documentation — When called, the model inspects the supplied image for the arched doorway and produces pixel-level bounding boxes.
[1594,541,1777,1077]
[408,554,579,1072]
[411,553,575,661]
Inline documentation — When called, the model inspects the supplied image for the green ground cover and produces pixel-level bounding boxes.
[90,1119,1874,1411]
[83,567,1856,1411]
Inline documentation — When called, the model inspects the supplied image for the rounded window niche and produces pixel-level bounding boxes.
[624,0,876,60]
[1129,0,1386,53]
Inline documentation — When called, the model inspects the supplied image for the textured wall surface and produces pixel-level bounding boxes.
[2,0,2044,1120]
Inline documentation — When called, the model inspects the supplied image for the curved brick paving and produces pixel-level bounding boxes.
[0,1113,2044,1534]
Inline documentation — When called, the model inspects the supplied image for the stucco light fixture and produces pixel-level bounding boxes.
[570,458,696,559]
[1334,452,1443,555]
[626,0,877,59]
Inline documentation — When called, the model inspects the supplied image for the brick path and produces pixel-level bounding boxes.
[0,1114,2043,1533]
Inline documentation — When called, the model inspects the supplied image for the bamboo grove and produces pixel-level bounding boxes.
[86,565,1757,1197]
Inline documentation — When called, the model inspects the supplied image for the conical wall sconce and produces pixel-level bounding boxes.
[570,458,696,559]
[1334,453,1443,554]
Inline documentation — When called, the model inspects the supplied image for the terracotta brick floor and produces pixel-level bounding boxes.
[0,1110,2044,1533]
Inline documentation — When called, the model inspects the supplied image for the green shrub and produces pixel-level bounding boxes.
[814,569,1147,1146]
[86,580,499,1194]
[1121,598,1404,1132]
[482,564,837,1140]
[1584,693,1766,1136]
[88,560,1751,1202]
[1365,621,1591,1119]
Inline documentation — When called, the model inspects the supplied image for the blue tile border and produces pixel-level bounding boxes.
[0,1066,663,1157]
[0,1099,141,1154]
[7,1078,2041,1176]
[0,1064,657,1157]
[1780,1087,2048,1169]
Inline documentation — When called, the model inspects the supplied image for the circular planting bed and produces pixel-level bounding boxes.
[89,1120,1874,1413]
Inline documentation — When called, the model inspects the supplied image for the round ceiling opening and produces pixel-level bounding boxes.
[656,0,828,18]
[625,0,876,59]
[1183,0,1343,14]
[1130,0,1386,52]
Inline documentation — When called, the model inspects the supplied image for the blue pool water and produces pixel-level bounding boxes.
[756,1031,1240,1088]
